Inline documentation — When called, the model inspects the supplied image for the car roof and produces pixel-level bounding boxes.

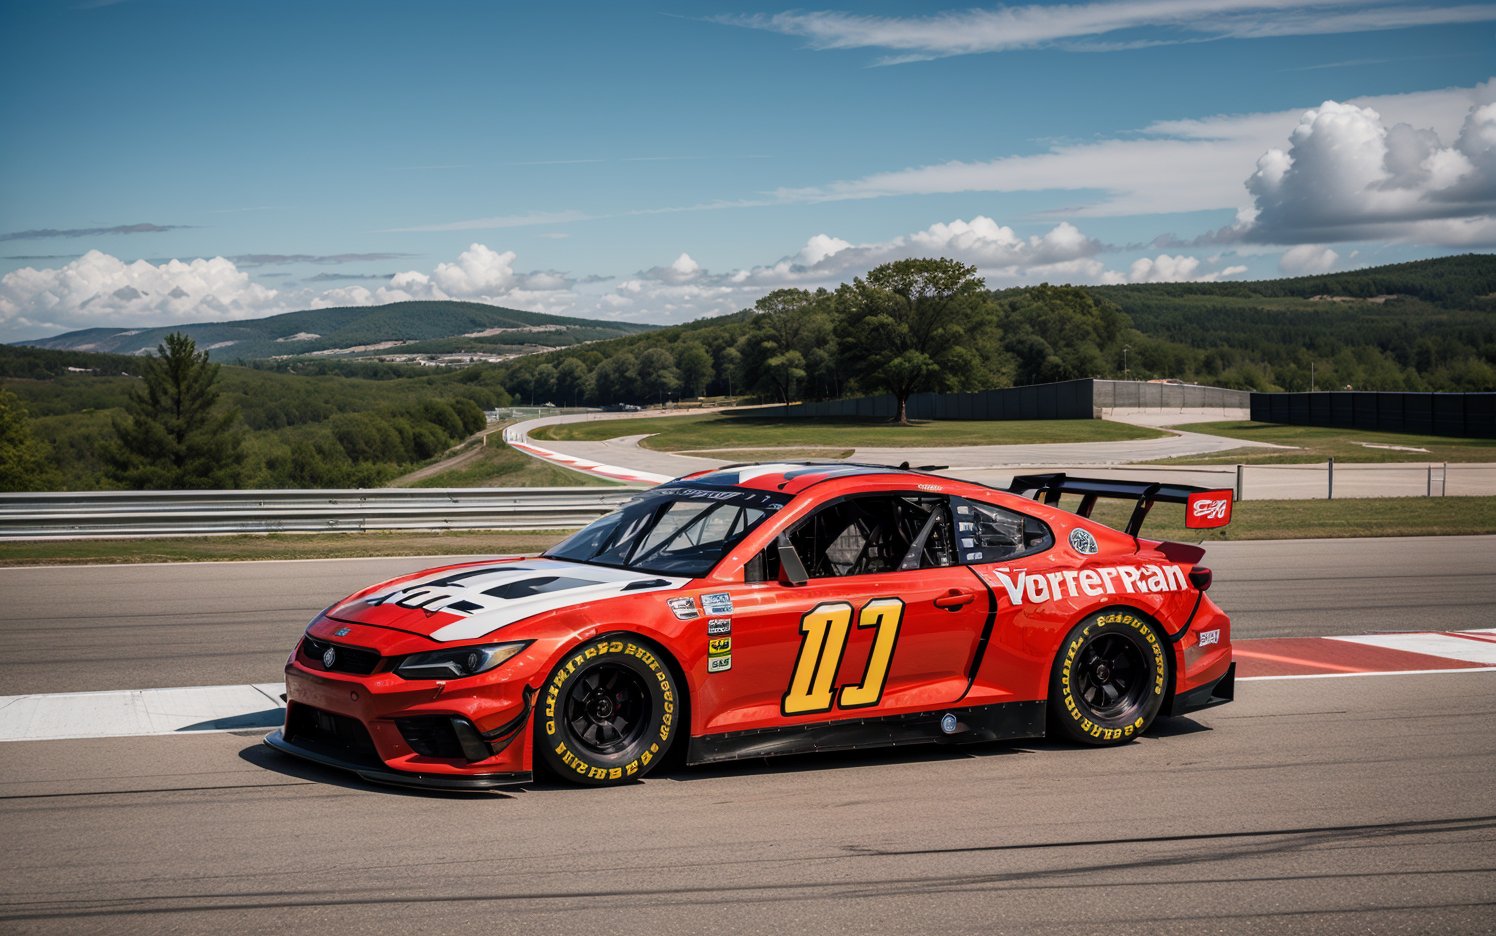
[671,461,967,498]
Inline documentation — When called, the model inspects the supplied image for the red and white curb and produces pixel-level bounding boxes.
[1236,628,1496,680]
[2,630,1491,744]
[503,430,669,486]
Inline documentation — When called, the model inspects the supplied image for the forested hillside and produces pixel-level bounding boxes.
[2,344,511,489]
[17,301,652,361]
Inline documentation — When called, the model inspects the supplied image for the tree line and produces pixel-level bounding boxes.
[500,255,1496,405]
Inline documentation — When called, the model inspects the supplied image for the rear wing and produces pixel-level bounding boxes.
[1007,473,1233,537]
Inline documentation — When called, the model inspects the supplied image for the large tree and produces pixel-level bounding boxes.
[675,341,714,399]
[554,357,593,407]
[105,332,245,489]
[0,388,60,491]
[743,288,834,404]
[836,258,993,424]
[636,346,681,404]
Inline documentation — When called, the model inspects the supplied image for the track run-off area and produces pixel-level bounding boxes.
[1,536,1494,933]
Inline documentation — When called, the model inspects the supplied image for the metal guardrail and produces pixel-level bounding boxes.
[0,488,639,540]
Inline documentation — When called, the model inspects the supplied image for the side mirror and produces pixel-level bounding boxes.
[776,534,808,586]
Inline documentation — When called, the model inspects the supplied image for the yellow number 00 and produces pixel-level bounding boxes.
[781,598,904,716]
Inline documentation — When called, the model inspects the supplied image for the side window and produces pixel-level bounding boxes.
[774,495,955,579]
[950,497,1053,564]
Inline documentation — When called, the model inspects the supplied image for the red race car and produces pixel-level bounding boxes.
[266,463,1235,789]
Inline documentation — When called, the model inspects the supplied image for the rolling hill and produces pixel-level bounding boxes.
[16,301,653,362]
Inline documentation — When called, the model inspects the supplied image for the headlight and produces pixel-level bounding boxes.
[394,642,530,680]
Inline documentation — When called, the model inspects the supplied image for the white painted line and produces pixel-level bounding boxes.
[0,683,286,743]
[1328,632,1496,665]
[1240,667,1496,682]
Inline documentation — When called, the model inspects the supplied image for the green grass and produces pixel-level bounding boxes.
[1081,495,1496,542]
[1158,421,1496,465]
[685,448,856,461]
[0,530,572,566]
[400,438,618,488]
[532,414,1165,450]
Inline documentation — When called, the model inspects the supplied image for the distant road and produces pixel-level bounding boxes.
[2,536,1492,695]
[506,410,1496,498]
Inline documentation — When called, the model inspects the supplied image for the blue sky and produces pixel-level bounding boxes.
[1,0,1494,340]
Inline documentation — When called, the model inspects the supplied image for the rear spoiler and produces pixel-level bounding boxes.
[1007,473,1233,537]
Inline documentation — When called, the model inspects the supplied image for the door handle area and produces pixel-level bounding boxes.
[934,589,976,610]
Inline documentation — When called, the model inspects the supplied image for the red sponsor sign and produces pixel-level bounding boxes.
[1186,490,1233,529]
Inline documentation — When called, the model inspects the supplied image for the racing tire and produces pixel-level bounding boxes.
[1048,610,1168,746]
[536,635,680,786]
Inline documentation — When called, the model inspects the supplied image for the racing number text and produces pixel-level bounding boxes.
[782,598,904,716]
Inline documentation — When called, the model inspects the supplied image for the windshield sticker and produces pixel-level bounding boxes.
[1068,528,1099,554]
[989,564,1188,605]
[668,596,700,620]
[702,593,733,615]
[707,617,731,636]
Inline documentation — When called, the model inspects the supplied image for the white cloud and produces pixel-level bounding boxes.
[725,2,1496,64]
[768,82,1490,221]
[1102,254,1249,283]
[1242,81,1496,245]
[596,215,1112,323]
[1279,244,1341,275]
[0,250,280,336]
[311,243,577,315]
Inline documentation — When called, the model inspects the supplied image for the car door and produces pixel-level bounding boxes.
[692,493,989,736]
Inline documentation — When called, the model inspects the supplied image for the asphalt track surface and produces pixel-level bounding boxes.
[2,538,1495,933]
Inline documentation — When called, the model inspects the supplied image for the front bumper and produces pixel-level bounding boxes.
[269,623,547,789]
[264,729,530,791]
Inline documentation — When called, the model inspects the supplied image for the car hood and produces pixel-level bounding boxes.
[325,557,689,642]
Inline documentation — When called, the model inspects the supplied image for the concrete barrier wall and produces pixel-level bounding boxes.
[1250,391,1496,439]
[1094,380,1250,409]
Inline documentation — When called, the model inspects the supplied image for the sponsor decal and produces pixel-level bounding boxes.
[707,617,732,636]
[917,483,943,492]
[1068,528,1099,555]
[333,627,351,637]
[667,596,700,620]
[708,636,732,656]
[1198,628,1221,648]
[707,655,732,673]
[1186,490,1234,529]
[988,563,1189,605]
[702,592,734,615]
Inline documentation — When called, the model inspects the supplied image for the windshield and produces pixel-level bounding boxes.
[545,486,789,577]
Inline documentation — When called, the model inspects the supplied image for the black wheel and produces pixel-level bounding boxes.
[1049,610,1167,745]
[536,636,679,786]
